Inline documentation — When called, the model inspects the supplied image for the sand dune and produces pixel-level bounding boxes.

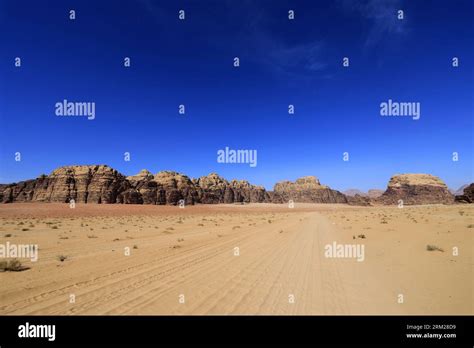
[0,203,472,314]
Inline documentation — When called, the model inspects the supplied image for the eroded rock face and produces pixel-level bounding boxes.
[1,165,128,204]
[377,174,454,205]
[273,176,347,203]
[346,194,372,206]
[343,189,367,197]
[153,171,199,205]
[1,179,40,203]
[455,183,474,203]
[1,166,459,206]
[367,189,384,199]
[194,173,267,204]
[195,173,230,204]
[123,169,155,204]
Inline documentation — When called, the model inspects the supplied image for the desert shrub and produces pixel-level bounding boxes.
[426,245,444,252]
[0,259,28,272]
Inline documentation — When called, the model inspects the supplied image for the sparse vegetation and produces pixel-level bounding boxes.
[426,245,444,252]
[0,259,28,272]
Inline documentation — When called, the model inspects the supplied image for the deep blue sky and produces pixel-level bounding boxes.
[0,0,472,191]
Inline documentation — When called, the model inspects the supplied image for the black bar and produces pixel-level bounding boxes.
[0,315,472,346]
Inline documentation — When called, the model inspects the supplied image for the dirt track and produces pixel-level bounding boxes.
[0,203,472,314]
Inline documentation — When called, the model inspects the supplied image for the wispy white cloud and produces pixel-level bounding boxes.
[338,0,408,46]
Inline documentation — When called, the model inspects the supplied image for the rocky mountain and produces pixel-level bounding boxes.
[343,189,367,197]
[273,176,347,203]
[0,165,268,205]
[0,166,462,206]
[193,173,267,204]
[367,189,384,199]
[454,183,474,203]
[377,174,454,205]
[1,165,128,204]
[451,184,469,196]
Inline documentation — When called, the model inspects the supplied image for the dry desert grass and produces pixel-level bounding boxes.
[0,203,472,315]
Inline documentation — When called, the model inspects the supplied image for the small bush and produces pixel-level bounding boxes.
[426,245,444,252]
[57,255,68,262]
[0,259,28,272]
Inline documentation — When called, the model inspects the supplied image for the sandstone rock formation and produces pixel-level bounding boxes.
[1,166,268,205]
[194,173,266,204]
[367,189,384,199]
[454,183,474,203]
[377,174,454,205]
[343,189,367,197]
[273,176,347,203]
[346,194,372,206]
[0,166,459,206]
[1,165,128,204]
[153,171,200,205]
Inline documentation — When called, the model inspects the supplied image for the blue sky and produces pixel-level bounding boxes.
[0,0,472,191]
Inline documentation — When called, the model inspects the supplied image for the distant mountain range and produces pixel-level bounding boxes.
[0,165,471,206]
[450,184,469,196]
[343,189,384,199]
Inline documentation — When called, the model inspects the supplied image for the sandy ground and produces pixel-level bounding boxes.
[0,203,472,315]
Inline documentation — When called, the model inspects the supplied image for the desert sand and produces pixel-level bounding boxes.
[0,203,472,315]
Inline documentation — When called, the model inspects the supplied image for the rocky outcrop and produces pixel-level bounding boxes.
[121,170,200,205]
[1,166,460,206]
[1,165,128,204]
[343,189,367,197]
[377,174,454,205]
[0,184,5,202]
[1,166,269,206]
[367,189,384,199]
[346,194,372,206]
[454,183,474,203]
[273,176,347,203]
[194,173,266,204]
